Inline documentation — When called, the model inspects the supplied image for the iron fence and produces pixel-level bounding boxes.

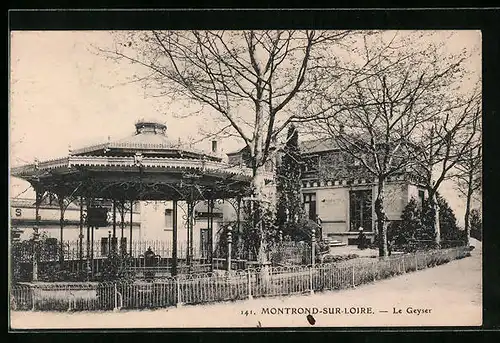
[12,240,206,262]
[10,246,470,312]
[11,239,213,282]
[11,239,316,282]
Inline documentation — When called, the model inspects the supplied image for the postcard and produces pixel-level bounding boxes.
[8,21,482,329]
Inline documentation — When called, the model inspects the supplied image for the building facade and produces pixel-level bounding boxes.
[10,187,233,258]
[10,195,141,242]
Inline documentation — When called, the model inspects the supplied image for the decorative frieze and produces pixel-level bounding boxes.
[11,155,268,181]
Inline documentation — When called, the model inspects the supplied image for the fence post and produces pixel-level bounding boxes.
[113,283,119,312]
[402,256,406,274]
[309,266,314,295]
[31,287,36,311]
[68,294,73,312]
[247,268,253,300]
[415,254,418,271]
[176,277,183,307]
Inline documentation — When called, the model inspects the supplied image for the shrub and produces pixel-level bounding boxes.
[387,198,434,252]
[282,218,321,242]
[321,254,359,264]
[98,253,136,282]
[388,195,466,252]
[435,194,465,242]
[470,209,482,241]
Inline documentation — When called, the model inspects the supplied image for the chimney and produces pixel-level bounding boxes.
[211,140,218,153]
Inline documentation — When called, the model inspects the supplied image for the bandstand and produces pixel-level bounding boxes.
[10,119,266,279]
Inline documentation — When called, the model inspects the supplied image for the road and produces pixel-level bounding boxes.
[10,240,482,329]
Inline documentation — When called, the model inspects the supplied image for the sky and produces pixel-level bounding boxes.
[9,30,482,224]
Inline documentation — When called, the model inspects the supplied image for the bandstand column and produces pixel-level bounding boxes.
[32,189,43,282]
[112,200,117,253]
[236,196,242,235]
[120,200,125,255]
[129,200,133,256]
[186,199,194,272]
[208,198,214,270]
[79,196,84,263]
[91,225,94,276]
[57,194,66,264]
[171,199,178,276]
[85,198,92,279]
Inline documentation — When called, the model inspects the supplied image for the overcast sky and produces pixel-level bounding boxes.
[9,30,482,223]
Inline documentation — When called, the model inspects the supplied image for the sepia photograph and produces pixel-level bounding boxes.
[8,27,482,329]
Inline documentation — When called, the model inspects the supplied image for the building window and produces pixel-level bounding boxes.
[133,202,141,213]
[200,228,210,258]
[101,237,109,256]
[418,190,425,209]
[165,209,173,228]
[349,189,372,232]
[303,193,317,221]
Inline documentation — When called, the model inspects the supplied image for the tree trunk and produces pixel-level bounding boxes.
[464,171,474,247]
[426,187,441,246]
[251,165,272,285]
[252,166,268,265]
[431,193,441,246]
[375,177,388,257]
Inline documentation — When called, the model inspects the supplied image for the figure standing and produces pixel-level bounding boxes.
[357,227,366,250]
[144,246,156,281]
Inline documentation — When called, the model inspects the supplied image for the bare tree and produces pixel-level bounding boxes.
[99,30,355,263]
[453,139,482,246]
[313,31,477,257]
[415,86,481,244]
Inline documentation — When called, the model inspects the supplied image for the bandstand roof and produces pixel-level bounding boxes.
[11,120,271,201]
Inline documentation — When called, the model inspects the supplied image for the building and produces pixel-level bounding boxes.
[10,196,140,242]
[227,137,427,245]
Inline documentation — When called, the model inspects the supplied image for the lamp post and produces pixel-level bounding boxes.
[311,227,316,268]
[226,226,233,272]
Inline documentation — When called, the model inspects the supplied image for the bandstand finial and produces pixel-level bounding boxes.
[135,119,167,135]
